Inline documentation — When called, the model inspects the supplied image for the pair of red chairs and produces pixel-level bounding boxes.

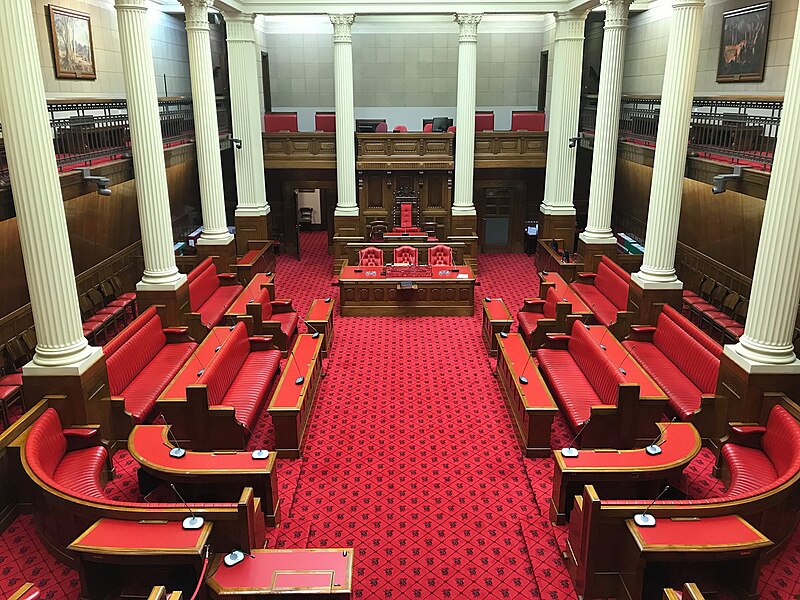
[358,245,454,267]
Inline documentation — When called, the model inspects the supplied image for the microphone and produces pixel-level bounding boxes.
[499,315,513,339]
[299,316,321,339]
[288,346,305,385]
[324,297,332,303]
[561,417,592,457]
[518,353,534,385]
[251,449,270,460]
[617,343,635,376]
[170,483,204,529]
[159,414,186,459]
[645,417,678,456]
[633,486,670,527]
[223,548,256,567]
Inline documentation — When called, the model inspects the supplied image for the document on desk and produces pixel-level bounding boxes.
[456,273,469,279]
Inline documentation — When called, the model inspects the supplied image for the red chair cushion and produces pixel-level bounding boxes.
[428,245,453,266]
[594,261,629,311]
[400,204,412,229]
[570,283,619,326]
[197,285,243,327]
[198,324,250,407]
[536,348,600,430]
[652,310,720,393]
[105,313,168,394]
[510,112,545,131]
[393,245,419,266]
[272,312,299,337]
[53,446,107,500]
[518,312,545,336]
[188,258,220,311]
[0,373,23,387]
[359,247,384,267]
[221,350,281,428]
[722,444,778,497]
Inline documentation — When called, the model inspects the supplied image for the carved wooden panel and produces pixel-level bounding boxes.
[473,131,548,168]
[356,133,454,170]
[263,132,337,169]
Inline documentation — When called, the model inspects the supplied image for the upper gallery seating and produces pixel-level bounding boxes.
[571,255,633,336]
[511,111,546,131]
[393,245,419,266]
[475,111,494,131]
[104,306,197,429]
[536,320,639,448]
[188,257,243,331]
[393,125,408,132]
[375,122,388,132]
[358,246,384,267]
[314,112,335,132]
[264,112,298,133]
[244,287,299,353]
[428,244,454,266]
[423,123,433,132]
[623,305,722,424]
[517,287,574,351]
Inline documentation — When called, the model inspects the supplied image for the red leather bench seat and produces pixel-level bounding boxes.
[104,307,198,423]
[197,323,281,430]
[256,289,299,339]
[571,257,630,327]
[518,287,559,337]
[536,321,625,430]
[188,258,244,327]
[622,305,721,420]
[54,446,108,500]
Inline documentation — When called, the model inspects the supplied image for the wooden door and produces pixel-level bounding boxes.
[281,185,300,257]
[538,51,548,112]
[478,187,514,253]
[261,52,272,112]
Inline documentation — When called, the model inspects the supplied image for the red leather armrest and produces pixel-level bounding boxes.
[628,325,656,342]
[63,427,99,438]
[728,423,766,448]
[63,426,103,452]
[218,273,238,285]
[545,334,571,350]
[577,272,597,281]
[163,327,188,335]
[271,299,292,306]
[163,326,192,343]
[270,300,295,314]
[249,336,276,351]
[521,298,545,312]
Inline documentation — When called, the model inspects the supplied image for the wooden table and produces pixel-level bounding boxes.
[549,422,701,525]
[225,272,276,321]
[206,548,353,598]
[306,298,334,358]
[128,424,280,526]
[69,519,212,599]
[539,271,591,315]
[482,297,512,356]
[496,333,558,458]
[268,334,324,458]
[622,515,772,600]
[535,239,584,282]
[338,265,476,316]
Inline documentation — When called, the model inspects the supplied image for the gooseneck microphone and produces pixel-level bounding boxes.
[499,315,513,339]
[561,417,592,458]
[170,483,204,529]
[518,353,534,385]
[159,414,186,459]
[646,417,678,456]
[617,343,636,376]
[224,548,256,567]
[634,486,670,527]
[289,346,305,385]
[299,317,321,339]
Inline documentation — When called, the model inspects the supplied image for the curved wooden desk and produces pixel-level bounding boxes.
[128,424,280,526]
[550,422,701,525]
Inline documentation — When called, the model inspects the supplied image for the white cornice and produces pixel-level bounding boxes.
[237,0,597,15]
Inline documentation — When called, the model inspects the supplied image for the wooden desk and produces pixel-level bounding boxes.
[549,422,701,525]
[482,297,512,356]
[225,273,276,320]
[69,519,212,599]
[338,265,475,316]
[207,548,354,599]
[535,240,584,282]
[496,333,558,457]
[382,232,429,242]
[539,272,591,315]
[623,515,772,600]
[268,334,324,458]
[128,424,280,526]
[306,298,334,358]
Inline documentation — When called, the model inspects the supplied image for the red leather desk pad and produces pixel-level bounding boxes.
[628,515,771,551]
[70,519,211,554]
[483,298,512,321]
[269,334,323,410]
[556,422,700,469]
[227,273,275,316]
[586,325,667,399]
[129,425,275,472]
[209,548,353,593]
[307,299,334,322]
[497,334,556,409]
[160,327,234,400]
[339,265,474,281]
[540,272,591,313]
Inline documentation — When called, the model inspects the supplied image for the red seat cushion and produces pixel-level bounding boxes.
[272,312,299,337]
[0,373,23,387]
[536,348,600,430]
[722,444,778,497]
[518,312,545,336]
[0,385,20,401]
[197,285,244,327]
[52,446,107,500]
[221,350,282,428]
[570,283,619,326]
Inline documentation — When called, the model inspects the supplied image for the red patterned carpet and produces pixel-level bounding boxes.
[2,232,800,599]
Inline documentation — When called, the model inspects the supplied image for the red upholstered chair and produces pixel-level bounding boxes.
[245,287,299,354]
[358,247,384,267]
[475,112,494,131]
[423,123,433,132]
[315,112,335,132]
[511,111,546,131]
[393,245,419,266]
[393,125,408,132]
[428,244,453,266]
[517,287,573,351]
[375,122,388,132]
[447,125,456,133]
[263,112,298,132]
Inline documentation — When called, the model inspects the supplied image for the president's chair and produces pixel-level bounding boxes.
[358,246,384,267]
[428,244,453,266]
[393,245,418,266]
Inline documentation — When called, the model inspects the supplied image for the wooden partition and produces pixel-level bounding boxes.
[474,131,548,168]
[262,132,336,169]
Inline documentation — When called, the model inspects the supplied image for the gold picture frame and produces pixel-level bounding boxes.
[48,5,97,80]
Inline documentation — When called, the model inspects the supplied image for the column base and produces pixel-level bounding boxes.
[234,212,271,257]
[577,237,617,273]
[196,237,237,274]
[22,347,112,440]
[449,214,479,272]
[538,210,576,253]
[451,205,477,217]
[136,278,191,327]
[628,275,683,325]
[334,206,359,218]
[333,214,361,238]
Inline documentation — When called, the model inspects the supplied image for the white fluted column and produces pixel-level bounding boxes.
[330,14,357,217]
[180,0,233,245]
[632,0,704,289]
[725,9,800,372]
[580,0,632,245]
[0,0,101,370]
[116,0,185,291]
[540,11,587,217]
[452,13,481,216]
[226,14,269,219]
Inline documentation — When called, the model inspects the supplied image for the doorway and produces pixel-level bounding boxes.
[261,52,272,112]
[538,51,548,112]
[279,181,336,257]
[478,187,514,253]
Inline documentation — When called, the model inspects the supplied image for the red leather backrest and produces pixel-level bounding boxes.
[653,313,719,393]
[662,304,722,358]
[423,123,433,132]
[400,204,413,229]
[315,113,335,132]
[600,255,631,284]
[188,258,220,311]
[104,306,158,357]
[105,314,167,394]
[26,408,67,480]
[394,245,419,266]
[568,321,625,405]
[428,245,453,266]
[543,287,559,319]
[359,247,384,267]
[511,111,545,131]
[375,122,388,132]
[594,262,629,311]
[264,112,298,132]
[255,287,272,320]
[475,112,494,131]
[763,405,800,477]
[394,125,408,132]
[197,322,249,406]
[447,125,456,133]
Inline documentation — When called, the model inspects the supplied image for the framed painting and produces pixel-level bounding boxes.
[48,5,97,79]
[717,2,771,83]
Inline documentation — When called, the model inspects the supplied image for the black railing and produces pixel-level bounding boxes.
[581,95,781,171]
[0,96,231,187]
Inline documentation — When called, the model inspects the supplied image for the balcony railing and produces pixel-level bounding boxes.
[581,95,781,171]
[0,96,231,187]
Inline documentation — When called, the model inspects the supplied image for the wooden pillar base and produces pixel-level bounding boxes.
[196,238,237,274]
[234,213,271,258]
[135,280,190,328]
[577,239,617,273]
[538,211,576,252]
[627,277,683,326]
[450,214,479,272]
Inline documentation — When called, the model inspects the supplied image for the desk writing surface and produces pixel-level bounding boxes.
[226,273,275,316]
[339,265,474,281]
[307,298,334,322]
[627,515,771,551]
[540,272,591,313]
[483,298,512,321]
[160,327,234,400]
[497,334,556,410]
[269,334,322,410]
[70,519,211,555]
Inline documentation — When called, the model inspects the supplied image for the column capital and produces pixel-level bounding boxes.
[672,0,705,8]
[600,0,632,28]
[225,12,256,42]
[179,0,213,30]
[114,0,148,10]
[454,13,482,42]
[330,14,355,43]
[554,10,589,41]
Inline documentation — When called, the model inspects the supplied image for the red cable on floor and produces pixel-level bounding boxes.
[189,549,210,600]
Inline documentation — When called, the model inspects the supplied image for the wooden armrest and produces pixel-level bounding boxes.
[544,334,571,350]
[249,336,277,351]
[728,422,766,448]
